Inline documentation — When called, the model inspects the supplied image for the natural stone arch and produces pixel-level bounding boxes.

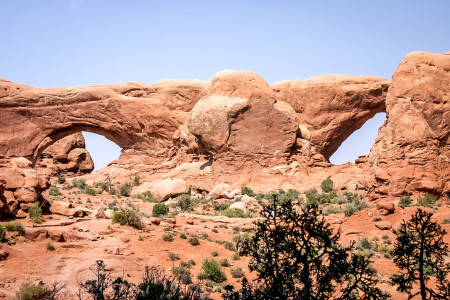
[0,78,180,165]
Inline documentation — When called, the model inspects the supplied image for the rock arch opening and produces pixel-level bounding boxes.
[329,112,386,165]
[82,131,122,171]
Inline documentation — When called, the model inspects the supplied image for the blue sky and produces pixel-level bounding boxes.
[1,1,449,169]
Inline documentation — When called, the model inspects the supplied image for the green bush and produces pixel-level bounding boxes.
[28,202,44,224]
[344,204,357,217]
[57,175,66,184]
[0,225,6,243]
[359,238,372,250]
[153,203,169,217]
[49,186,62,196]
[212,201,229,211]
[168,252,180,261]
[5,222,25,236]
[322,205,342,216]
[230,268,244,278]
[172,265,192,284]
[46,242,55,251]
[189,237,200,246]
[398,194,412,208]
[119,183,132,197]
[221,208,253,218]
[111,205,143,229]
[321,178,335,193]
[15,282,49,300]
[417,192,437,207]
[136,191,155,202]
[133,175,141,186]
[219,258,230,267]
[175,194,194,212]
[162,233,174,242]
[72,178,87,190]
[241,186,255,197]
[202,258,226,283]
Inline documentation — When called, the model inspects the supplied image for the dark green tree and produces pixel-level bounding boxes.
[228,194,389,300]
[391,208,450,299]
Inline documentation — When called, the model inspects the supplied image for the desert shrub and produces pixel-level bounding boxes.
[180,233,188,239]
[162,233,174,242]
[241,186,255,197]
[72,178,87,190]
[442,217,450,224]
[212,201,229,211]
[46,242,55,251]
[133,175,141,186]
[5,221,25,235]
[119,183,132,197]
[344,204,357,217]
[111,204,143,229]
[211,228,219,233]
[417,192,437,208]
[219,258,230,267]
[135,191,155,202]
[398,194,412,208]
[322,205,342,216]
[221,208,253,218]
[211,251,218,257]
[359,238,372,250]
[233,232,253,252]
[189,237,200,246]
[15,281,50,300]
[137,267,209,300]
[153,203,169,217]
[0,225,6,243]
[321,178,335,194]
[231,253,240,261]
[57,176,66,184]
[95,181,109,193]
[175,194,194,212]
[230,268,244,278]
[80,260,133,300]
[173,265,192,284]
[202,258,226,283]
[373,216,382,222]
[49,186,62,196]
[29,202,44,224]
[168,252,180,261]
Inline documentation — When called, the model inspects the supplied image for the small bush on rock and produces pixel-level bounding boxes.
[153,203,169,217]
[202,258,226,283]
[29,202,44,224]
[398,194,412,208]
[417,192,437,208]
[241,186,255,197]
[15,282,50,300]
[112,204,143,230]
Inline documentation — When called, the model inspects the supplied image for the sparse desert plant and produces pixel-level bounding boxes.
[57,175,66,184]
[133,175,140,186]
[28,202,44,224]
[49,186,62,196]
[0,225,6,243]
[373,216,383,222]
[221,208,253,218]
[417,192,437,208]
[211,251,218,257]
[5,221,25,235]
[212,201,229,211]
[119,183,132,197]
[219,258,230,267]
[172,265,193,284]
[211,228,219,233]
[322,205,342,216]
[174,194,195,212]
[359,237,372,250]
[168,252,180,261]
[180,233,188,239]
[111,204,143,229]
[230,268,244,278]
[162,233,174,242]
[398,194,412,208]
[189,237,200,246]
[321,178,335,194]
[152,203,169,217]
[344,204,357,217]
[15,281,50,300]
[46,242,55,251]
[442,217,450,224]
[241,186,255,197]
[202,258,227,283]
[136,191,155,202]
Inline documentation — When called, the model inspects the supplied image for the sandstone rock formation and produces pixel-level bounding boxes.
[272,75,389,159]
[188,70,299,157]
[368,51,450,198]
[0,50,449,220]
[36,133,94,177]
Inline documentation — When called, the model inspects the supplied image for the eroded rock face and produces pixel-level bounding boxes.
[272,75,389,159]
[36,133,94,177]
[188,70,299,156]
[368,51,450,198]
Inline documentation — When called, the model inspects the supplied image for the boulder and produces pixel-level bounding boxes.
[209,183,233,199]
[376,202,395,215]
[188,70,299,156]
[151,179,190,202]
[375,221,392,230]
[13,188,36,203]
